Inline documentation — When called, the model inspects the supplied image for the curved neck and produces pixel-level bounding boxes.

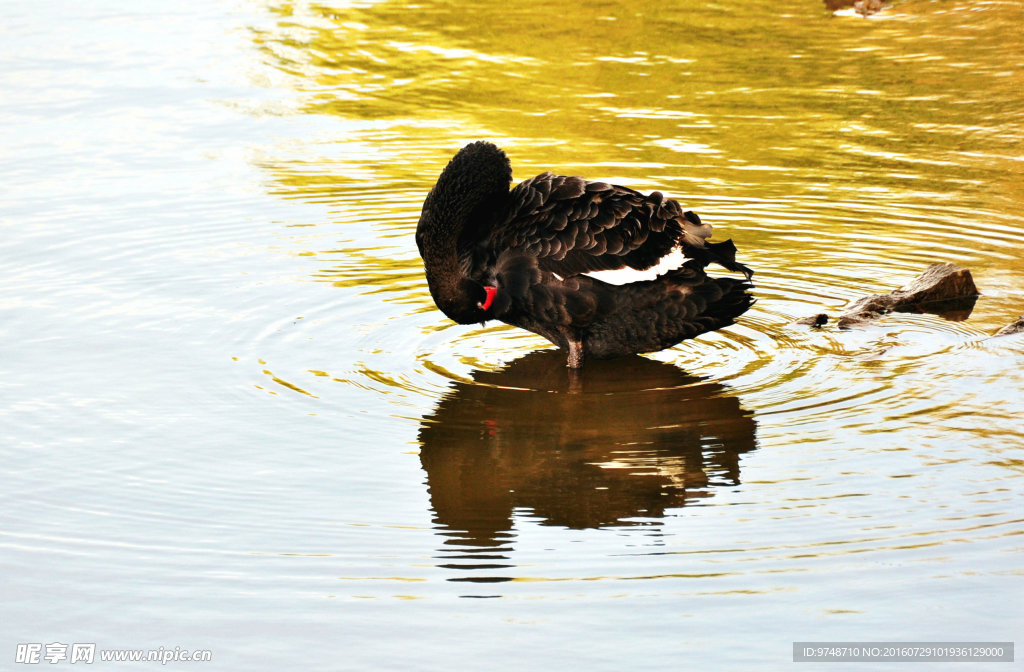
[422,233,465,306]
[417,141,513,322]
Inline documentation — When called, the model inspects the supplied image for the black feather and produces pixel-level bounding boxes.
[417,142,755,367]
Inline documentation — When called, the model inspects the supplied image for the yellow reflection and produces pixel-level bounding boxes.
[252,0,1023,322]
[261,368,319,398]
[417,350,757,580]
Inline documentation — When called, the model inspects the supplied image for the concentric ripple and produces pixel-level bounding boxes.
[4,0,1023,665]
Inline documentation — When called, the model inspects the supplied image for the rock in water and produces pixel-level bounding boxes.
[993,316,1024,337]
[794,313,829,327]
[837,263,979,327]
[795,263,980,329]
[823,0,887,15]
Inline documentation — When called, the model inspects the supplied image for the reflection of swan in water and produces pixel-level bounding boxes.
[418,350,758,579]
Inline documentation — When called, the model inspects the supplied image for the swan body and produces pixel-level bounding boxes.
[416,142,754,368]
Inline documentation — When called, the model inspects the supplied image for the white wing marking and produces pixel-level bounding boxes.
[582,246,687,285]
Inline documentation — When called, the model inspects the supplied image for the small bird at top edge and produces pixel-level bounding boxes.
[415,141,754,368]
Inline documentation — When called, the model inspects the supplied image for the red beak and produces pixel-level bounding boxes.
[481,285,497,311]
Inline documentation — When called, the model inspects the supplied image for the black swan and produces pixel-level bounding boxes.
[415,141,754,368]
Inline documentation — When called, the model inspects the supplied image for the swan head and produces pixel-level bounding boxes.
[432,278,498,325]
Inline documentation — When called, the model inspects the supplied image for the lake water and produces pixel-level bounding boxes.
[2,0,1022,669]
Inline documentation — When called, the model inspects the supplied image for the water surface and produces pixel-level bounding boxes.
[2,0,1022,669]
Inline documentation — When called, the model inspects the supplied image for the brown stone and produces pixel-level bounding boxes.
[836,314,874,329]
[796,263,980,329]
[794,313,829,327]
[824,0,886,15]
[993,316,1024,337]
[838,263,978,327]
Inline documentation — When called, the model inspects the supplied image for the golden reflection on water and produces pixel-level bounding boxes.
[255,0,1024,312]
[3,1,1022,665]
[256,0,1024,195]
[247,0,1024,574]
[419,351,756,580]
